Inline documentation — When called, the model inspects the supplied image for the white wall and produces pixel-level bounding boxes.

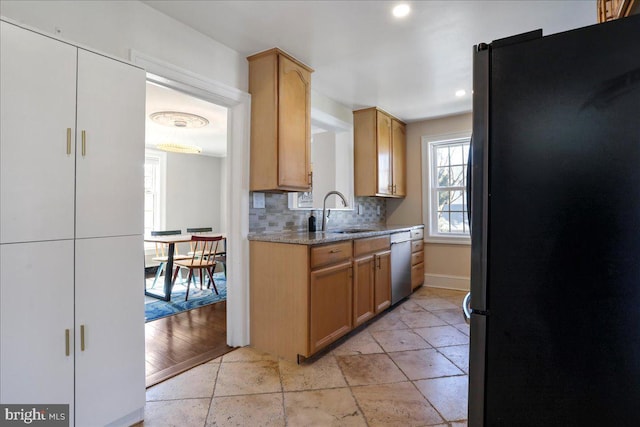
[0,0,247,91]
[165,152,224,255]
[166,153,224,231]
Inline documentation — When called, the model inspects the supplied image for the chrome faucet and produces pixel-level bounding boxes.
[321,190,348,231]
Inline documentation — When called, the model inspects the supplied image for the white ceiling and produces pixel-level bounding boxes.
[143,0,596,124]
[145,81,228,157]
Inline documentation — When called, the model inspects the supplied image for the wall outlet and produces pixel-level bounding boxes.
[358,204,363,215]
[377,205,381,215]
[252,192,265,209]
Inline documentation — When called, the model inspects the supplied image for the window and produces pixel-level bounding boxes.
[422,134,471,244]
[144,150,166,241]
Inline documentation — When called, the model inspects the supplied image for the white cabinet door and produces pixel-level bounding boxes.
[75,50,145,239]
[0,240,75,425]
[74,235,145,426]
[0,22,77,244]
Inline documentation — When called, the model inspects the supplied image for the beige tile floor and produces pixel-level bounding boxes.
[143,286,469,426]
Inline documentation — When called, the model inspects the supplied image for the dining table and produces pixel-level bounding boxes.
[144,232,226,301]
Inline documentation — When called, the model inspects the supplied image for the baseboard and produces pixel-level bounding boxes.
[105,407,144,427]
[424,273,470,291]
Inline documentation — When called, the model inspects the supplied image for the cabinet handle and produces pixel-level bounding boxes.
[308,171,313,187]
[66,128,72,155]
[348,266,353,279]
[329,249,342,254]
[81,130,86,157]
[65,329,70,356]
[377,257,381,269]
[80,324,85,351]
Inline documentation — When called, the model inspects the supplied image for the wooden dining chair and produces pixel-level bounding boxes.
[187,227,213,257]
[171,235,224,301]
[149,230,190,289]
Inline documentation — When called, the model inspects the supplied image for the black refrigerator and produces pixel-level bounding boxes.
[468,14,640,427]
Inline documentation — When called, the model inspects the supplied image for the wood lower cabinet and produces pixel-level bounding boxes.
[251,236,396,362]
[374,250,392,311]
[411,227,425,290]
[248,48,313,192]
[250,240,352,362]
[310,261,353,354]
[354,107,406,198]
[353,235,391,327]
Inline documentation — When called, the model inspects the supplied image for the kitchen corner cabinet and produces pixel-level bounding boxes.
[354,107,406,198]
[411,228,425,290]
[248,48,313,192]
[353,236,391,327]
[0,21,145,426]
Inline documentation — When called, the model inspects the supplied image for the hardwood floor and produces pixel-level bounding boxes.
[145,300,233,388]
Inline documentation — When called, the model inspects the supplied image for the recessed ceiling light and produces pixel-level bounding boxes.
[392,4,410,18]
[455,89,467,97]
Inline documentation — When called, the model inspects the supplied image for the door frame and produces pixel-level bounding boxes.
[131,50,251,347]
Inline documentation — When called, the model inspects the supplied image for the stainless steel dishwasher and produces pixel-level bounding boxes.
[390,231,412,304]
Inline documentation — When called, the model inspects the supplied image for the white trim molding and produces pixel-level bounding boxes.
[421,132,472,246]
[131,50,251,347]
[424,273,470,291]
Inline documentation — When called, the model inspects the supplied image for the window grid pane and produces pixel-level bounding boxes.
[432,140,470,236]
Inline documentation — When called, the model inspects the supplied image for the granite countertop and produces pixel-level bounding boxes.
[248,224,424,245]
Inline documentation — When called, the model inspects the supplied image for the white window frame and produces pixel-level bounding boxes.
[421,132,471,245]
[144,149,167,249]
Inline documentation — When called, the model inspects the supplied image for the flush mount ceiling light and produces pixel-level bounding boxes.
[149,111,209,128]
[156,143,202,154]
[393,3,411,18]
[455,89,467,97]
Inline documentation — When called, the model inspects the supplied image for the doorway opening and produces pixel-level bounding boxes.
[143,80,232,386]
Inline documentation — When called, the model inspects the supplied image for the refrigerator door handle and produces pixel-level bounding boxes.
[467,136,473,230]
[462,292,471,324]
[470,44,490,312]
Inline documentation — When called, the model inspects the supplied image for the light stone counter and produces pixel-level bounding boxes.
[247,224,424,245]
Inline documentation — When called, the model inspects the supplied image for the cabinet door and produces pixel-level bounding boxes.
[0,241,75,425]
[374,250,392,312]
[75,235,145,426]
[376,111,392,195]
[353,255,375,327]
[309,261,353,354]
[0,22,77,244]
[75,50,145,239]
[391,119,406,197]
[278,54,311,190]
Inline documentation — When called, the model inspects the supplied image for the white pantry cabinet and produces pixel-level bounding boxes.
[0,20,145,426]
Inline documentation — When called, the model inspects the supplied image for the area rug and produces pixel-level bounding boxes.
[145,274,227,322]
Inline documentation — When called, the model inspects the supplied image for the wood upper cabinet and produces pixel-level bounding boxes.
[354,107,407,198]
[597,0,638,22]
[248,48,313,192]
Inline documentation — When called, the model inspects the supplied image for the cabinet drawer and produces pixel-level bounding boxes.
[311,241,352,269]
[354,235,390,257]
[411,250,424,266]
[410,228,424,241]
[411,262,425,289]
[411,240,423,253]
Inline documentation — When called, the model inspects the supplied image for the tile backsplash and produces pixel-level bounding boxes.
[249,193,386,233]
